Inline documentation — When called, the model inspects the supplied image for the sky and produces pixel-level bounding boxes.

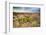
[13,7,40,13]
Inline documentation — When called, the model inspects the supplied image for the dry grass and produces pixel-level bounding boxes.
[13,12,40,28]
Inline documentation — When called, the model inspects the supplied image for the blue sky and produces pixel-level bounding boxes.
[13,7,40,13]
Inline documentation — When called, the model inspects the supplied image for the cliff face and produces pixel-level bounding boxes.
[13,12,40,28]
